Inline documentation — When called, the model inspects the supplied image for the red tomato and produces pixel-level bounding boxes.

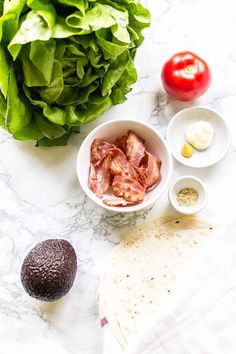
[161,51,211,101]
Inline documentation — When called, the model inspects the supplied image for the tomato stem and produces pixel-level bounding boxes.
[184,64,197,74]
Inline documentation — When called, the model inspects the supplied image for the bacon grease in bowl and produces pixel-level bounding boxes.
[88,131,162,207]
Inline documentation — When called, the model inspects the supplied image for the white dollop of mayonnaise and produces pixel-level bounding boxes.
[185,121,214,150]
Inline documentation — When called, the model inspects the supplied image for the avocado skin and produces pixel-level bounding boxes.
[21,239,77,302]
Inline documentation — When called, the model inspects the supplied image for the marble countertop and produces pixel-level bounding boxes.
[1,0,236,353]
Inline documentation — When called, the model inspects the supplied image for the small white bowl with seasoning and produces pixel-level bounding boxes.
[168,176,207,215]
[166,107,231,168]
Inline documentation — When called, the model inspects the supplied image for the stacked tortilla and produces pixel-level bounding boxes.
[99,216,215,348]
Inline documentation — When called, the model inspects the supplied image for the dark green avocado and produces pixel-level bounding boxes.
[21,239,77,302]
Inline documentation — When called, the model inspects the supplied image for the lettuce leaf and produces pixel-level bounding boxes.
[0,0,150,146]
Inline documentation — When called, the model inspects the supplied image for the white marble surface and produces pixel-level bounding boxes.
[0,0,236,353]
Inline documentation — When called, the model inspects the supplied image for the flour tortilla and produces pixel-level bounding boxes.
[99,216,216,348]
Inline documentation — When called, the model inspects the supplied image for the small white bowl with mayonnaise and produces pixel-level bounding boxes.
[166,107,231,168]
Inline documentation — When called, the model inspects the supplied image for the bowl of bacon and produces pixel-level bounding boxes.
[76,119,173,212]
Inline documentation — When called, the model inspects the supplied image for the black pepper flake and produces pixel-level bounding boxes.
[168,290,170,293]
[150,277,154,280]
[126,275,130,278]
[176,221,180,224]
[209,227,213,230]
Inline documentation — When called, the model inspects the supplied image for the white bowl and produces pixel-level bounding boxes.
[166,107,231,168]
[168,176,207,215]
[76,119,173,212]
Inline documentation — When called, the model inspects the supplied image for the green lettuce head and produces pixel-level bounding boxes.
[0,0,150,146]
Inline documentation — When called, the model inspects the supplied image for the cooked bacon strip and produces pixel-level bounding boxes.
[88,154,112,198]
[112,175,145,203]
[109,148,137,179]
[91,139,115,165]
[115,135,128,153]
[88,131,162,207]
[145,152,162,190]
[134,165,147,188]
[136,151,162,190]
[88,163,97,193]
[103,198,139,207]
[126,131,145,167]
